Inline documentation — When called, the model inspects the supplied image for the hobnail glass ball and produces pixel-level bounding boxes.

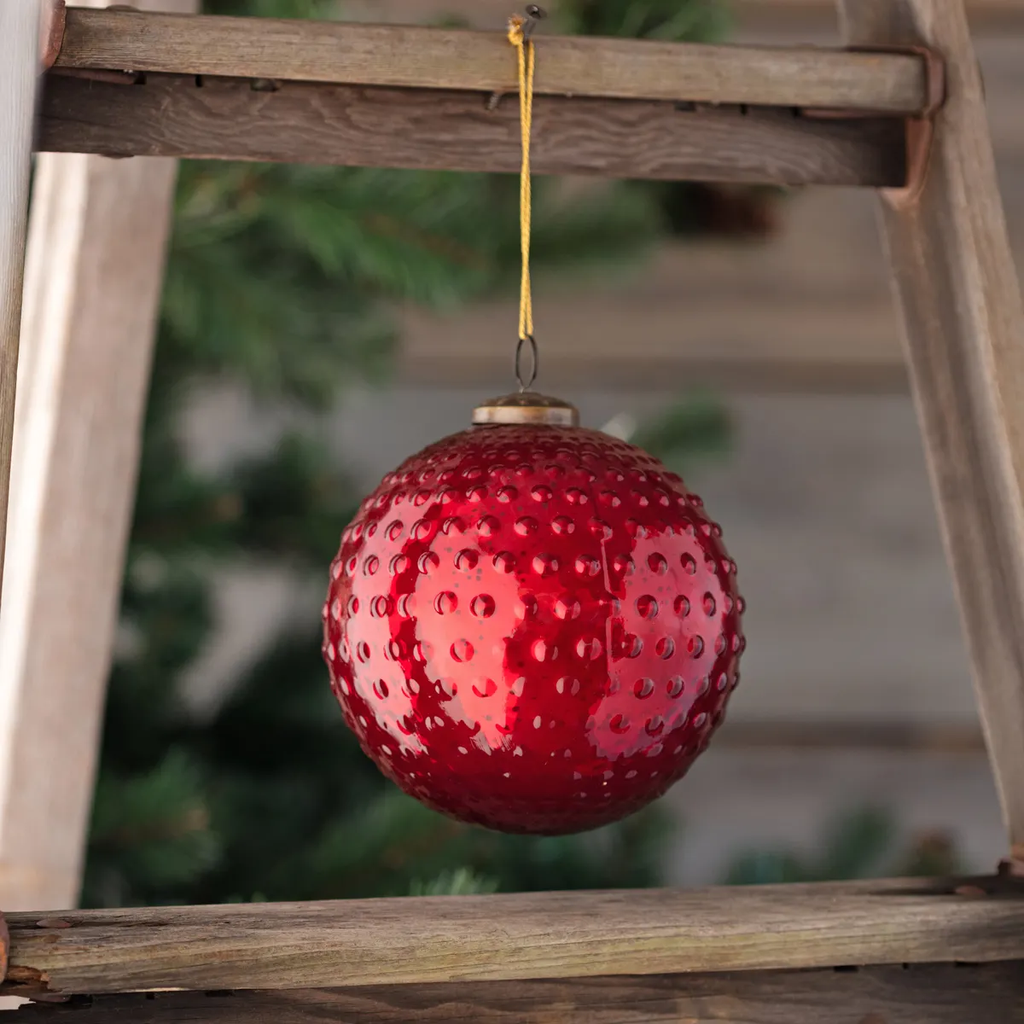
[323,423,744,834]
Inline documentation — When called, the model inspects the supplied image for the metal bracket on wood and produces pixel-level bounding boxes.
[41,0,66,71]
[871,44,946,208]
[803,44,945,208]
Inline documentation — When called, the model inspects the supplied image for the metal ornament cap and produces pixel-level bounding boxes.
[472,391,579,427]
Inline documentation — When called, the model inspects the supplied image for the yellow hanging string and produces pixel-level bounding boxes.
[508,15,535,345]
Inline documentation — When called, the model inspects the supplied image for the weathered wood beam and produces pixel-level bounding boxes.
[835,0,1024,852]
[37,72,907,187]
[3,878,1024,997]
[54,7,930,114]
[0,0,196,915]
[0,0,41,605]
[12,963,1024,1024]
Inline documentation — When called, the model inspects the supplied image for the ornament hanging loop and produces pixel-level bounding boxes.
[515,334,538,391]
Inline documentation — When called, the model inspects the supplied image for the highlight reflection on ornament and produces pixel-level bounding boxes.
[323,392,744,835]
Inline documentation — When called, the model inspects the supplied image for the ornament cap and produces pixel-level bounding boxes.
[472,391,579,428]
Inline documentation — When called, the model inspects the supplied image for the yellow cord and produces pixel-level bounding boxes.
[508,16,535,343]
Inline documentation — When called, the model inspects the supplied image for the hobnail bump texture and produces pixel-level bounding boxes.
[323,424,744,835]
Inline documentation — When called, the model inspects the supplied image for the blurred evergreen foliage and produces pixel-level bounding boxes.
[722,807,962,886]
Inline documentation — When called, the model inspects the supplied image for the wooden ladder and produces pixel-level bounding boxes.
[2,0,1024,1019]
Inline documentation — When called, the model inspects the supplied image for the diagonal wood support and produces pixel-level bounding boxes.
[836,0,1024,851]
[0,1,42,608]
[0,0,196,914]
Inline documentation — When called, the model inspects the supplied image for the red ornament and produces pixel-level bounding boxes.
[323,393,744,835]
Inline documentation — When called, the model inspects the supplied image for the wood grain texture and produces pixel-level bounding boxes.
[37,72,907,187]
[0,0,42,608]
[12,963,1024,1024]
[54,7,929,114]
[835,1,1024,848]
[0,0,196,915]
[3,878,1024,996]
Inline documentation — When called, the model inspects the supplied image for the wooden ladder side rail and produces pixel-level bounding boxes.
[0,1,42,604]
[836,0,1024,855]
[0,0,196,915]
[0,0,43,921]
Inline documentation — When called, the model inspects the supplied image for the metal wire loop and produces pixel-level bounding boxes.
[515,334,538,391]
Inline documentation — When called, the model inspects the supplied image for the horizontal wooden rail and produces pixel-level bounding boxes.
[3,878,1024,997]
[13,964,1024,1023]
[37,73,906,187]
[54,8,929,114]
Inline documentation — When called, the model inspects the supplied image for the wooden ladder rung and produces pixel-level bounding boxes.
[3,878,1024,996]
[38,72,908,187]
[34,7,929,186]
[55,8,929,112]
